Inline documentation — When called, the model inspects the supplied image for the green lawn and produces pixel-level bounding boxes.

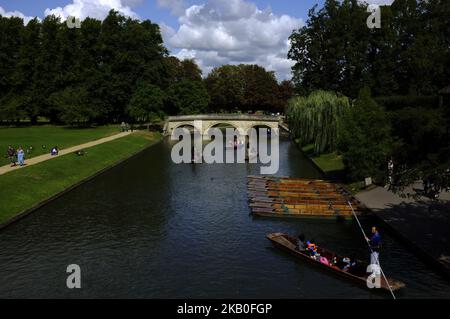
[0,131,162,225]
[301,144,345,173]
[0,125,120,166]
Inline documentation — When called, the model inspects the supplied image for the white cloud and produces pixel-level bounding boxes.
[44,0,139,21]
[164,0,304,80]
[0,6,37,24]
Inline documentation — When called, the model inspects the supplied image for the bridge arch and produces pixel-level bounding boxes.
[169,121,202,135]
[164,114,280,136]
[204,121,246,137]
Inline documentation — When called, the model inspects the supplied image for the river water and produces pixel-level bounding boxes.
[1,136,450,298]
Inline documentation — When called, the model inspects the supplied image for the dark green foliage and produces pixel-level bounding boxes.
[166,80,210,115]
[205,64,291,112]
[0,10,207,124]
[49,86,98,125]
[388,106,449,197]
[205,65,245,112]
[287,90,350,154]
[288,0,450,98]
[337,87,393,182]
[127,84,165,122]
[374,96,440,111]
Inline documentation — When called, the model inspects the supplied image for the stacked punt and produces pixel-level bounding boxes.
[247,175,364,219]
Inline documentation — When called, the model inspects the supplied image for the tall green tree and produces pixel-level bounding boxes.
[338,87,393,182]
[0,16,25,122]
[166,80,210,115]
[205,65,245,112]
[34,15,62,122]
[287,90,349,154]
[49,86,98,125]
[127,84,165,122]
[241,65,279,111]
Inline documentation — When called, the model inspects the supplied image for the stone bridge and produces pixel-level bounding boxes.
[164,114,280,136]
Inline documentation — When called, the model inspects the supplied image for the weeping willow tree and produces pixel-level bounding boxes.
[286,90,349,154]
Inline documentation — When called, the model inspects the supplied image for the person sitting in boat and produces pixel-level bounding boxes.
[330,256,338,268]
[319,256,329,265]
[306,241,318,257]
[341,256,357,272]
[342,257,351,271]
[297,234,306,251]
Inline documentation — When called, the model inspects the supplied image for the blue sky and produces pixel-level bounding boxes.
[0,1,324,25]
[0,0,326,80]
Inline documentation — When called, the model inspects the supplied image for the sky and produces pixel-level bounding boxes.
[0,0,393,80]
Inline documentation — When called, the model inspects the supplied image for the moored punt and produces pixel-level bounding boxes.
[247,175,365,219]
[252,207,355,219]
[266,232,405,293]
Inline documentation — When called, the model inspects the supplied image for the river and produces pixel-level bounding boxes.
[1,135,449,298]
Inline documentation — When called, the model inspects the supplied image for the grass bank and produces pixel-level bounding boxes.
[0,131,162,226]
[0,125,119,166]
[300,143,345,174]
[299,143,367,193]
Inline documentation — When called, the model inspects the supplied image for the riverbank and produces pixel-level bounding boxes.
[301,144,344,173]
[0,125,119,166]
[0,131,162,227]
[356,186,450,279]
[0,131,132,175]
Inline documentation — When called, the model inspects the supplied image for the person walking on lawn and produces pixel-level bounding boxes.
[17,146,25,166]
[7,145,16,166]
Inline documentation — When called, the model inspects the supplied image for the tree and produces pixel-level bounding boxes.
[166,80,210,115]
[277,80,295,113]
[12,18,41,122]
[241,65,279,111]
[338,87,392,182]
[49,87,99,125]
[127,84,165,122]
[205,64,283,112]
[388,106,449,198]
[288,0,450,98]
[205,65,245,112]
[0,15,25,122]
[287,90,349,154]
[181,59,202,82]
[34,15,62,122]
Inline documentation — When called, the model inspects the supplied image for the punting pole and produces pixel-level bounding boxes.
[347,201,397,299]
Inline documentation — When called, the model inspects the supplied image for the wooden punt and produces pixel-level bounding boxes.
[266,232,405,293]
[248,184,340,191]
[251,208,355,219]
[249,195,358,203]
[247,175,365,219]
[250,203,356,213]
[248,189,346,197]
[248,191,345,200]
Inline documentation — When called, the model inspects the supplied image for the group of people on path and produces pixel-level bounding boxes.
[6,145,60,167]
[120,122,134,132]
[7,145,25,167]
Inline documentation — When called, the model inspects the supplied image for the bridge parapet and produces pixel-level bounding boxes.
[165,114,280,136]
[167,114,280,122]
